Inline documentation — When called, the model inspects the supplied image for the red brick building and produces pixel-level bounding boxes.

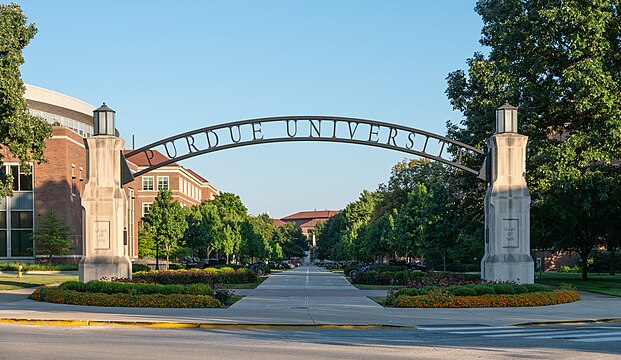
[0,84,217,262]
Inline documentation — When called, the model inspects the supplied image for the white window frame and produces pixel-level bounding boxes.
[142,176,154,191]
[157,176,169,190]
[142,203,152,218]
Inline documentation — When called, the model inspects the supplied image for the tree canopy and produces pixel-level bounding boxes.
[0,4,52,196]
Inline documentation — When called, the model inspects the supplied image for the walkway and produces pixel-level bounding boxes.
[1,266,621,327]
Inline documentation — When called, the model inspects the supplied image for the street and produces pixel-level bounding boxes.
[0,323,619,359]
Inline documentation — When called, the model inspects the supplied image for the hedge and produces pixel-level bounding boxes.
[392,289,580,308]
[0,262,78,271]
[59,281,214,296]
[133,268,258,285]
[29,287,221,308]
[392,283,553,299]
[351,270,483,286]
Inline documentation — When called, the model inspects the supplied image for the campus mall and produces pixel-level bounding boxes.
[1,85,536,284]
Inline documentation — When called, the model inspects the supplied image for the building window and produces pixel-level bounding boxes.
[142,176,154,191]
[142,203,152,218]
[0,164,34,258]
[157,176,169,190]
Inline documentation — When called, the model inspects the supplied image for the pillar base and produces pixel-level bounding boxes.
[482,254,533,284]
[79,255,132,282]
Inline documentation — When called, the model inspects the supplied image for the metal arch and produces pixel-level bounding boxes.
[124,116,485,181]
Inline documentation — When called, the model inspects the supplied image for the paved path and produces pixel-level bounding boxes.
[227,265,403,325]
[1,266,621,327]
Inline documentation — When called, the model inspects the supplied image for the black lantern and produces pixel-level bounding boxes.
[496,102,518,134]
[93,103,116,136]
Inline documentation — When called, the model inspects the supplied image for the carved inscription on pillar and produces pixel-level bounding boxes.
[502,219,519,248]
[94,220,111,250]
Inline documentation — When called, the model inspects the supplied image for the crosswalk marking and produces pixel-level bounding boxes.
[418,325,621,343]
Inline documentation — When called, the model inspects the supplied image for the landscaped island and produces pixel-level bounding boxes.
[29,267,258,308]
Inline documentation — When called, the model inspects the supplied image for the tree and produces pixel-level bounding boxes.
[210,192,247,263]
[275,222,308,259]
[184,201,225,261]
[137,226,156,258]
[446,0,621,275]
[0,4,52,196]
[143,190,187,269]
[32,209,71,264]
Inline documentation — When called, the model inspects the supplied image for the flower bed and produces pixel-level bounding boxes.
[351,270,482,286]
[29,286,221,308]
[392,289,580,308]
[133,267,258,285]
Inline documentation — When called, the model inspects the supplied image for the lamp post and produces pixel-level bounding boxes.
[93,103,116,136]
[496,102,518,134]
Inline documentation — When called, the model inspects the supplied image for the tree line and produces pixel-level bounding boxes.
[317,0,621,280]
[140,191,308,267]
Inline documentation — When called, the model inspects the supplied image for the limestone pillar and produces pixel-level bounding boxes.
[79,104,131,282]
[482,104,533,284]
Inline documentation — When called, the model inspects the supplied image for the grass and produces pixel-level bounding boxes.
[369,296,387,306]
[0,273,78,291]
[536,272,621,297]
[353,284,392,290]
[330,269,344,274]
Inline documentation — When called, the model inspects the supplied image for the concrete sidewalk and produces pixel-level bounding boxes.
[1,266,620,328]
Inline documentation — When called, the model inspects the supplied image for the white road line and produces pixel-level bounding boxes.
[453,328,557,335]
[574,336,621,343]
[306,267,309,285]
[525,331,621,340]
[485,329,602,338]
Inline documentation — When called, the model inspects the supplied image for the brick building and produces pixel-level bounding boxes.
[0,84,217,262]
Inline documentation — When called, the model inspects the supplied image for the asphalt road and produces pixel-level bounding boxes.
[0,323,619,359]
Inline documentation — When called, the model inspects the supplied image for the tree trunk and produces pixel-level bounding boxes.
[580,252,589,281]
[610,247,617,276]
[441,252,447,272]
[49,254,53,265]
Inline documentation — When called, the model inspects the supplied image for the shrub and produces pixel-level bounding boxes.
[133,268,258,285]
[523,284,552,293]
[29,287,221,308]
[448,286,478,296]
[392,290,580,308]
[0,262,78,271]
[131,264,150,272]
[467,284,496,295]
[490,283,516,294]
[558,265,581,273]
[59,281,214,296]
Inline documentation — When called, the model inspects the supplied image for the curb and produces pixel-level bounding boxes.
[508,318,621,326]
[0,318,415,329]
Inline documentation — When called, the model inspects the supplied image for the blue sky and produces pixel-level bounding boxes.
[17,0,484,218]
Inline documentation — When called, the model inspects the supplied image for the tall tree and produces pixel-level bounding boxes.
[210,192,247,263]
[32,209,71,264]
[0,4,52,196]
[446,0,621,274]
[184,201,225,261]
[143,190,187,269]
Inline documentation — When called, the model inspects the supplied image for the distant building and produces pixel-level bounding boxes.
[280,210,339,240]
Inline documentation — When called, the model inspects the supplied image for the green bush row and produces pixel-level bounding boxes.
[351,270,481,286]
[394,283,552,297]
[0,262,78,271]
[59,281,214,296]
[133,267,258,285]
[29,287,221,308]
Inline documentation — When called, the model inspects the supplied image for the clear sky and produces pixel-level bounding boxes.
[16,0,485,218]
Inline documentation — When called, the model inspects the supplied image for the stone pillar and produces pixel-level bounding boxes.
[79,105,131,282]
[482,104,533,284]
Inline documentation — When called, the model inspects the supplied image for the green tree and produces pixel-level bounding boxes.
[394,184,431,262]
[446,0,621,275]
[143,190,187,269]
[275,222,308,259]
[32,209,71,264]
[137,226,156,258]
[0,4,52,196]
[184,201,225,261]
[211,192,247,263]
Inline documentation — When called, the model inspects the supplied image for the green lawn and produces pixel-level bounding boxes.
[353,284,392,290]
[536,272,621,297]
[0,273,78,291]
